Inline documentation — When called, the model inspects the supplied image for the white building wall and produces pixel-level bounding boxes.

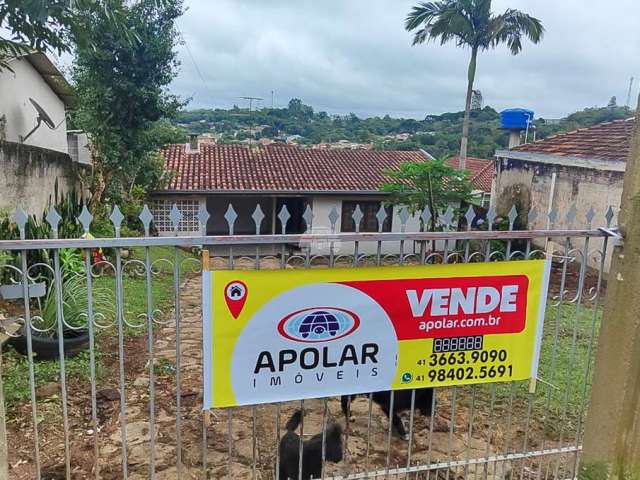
[152,194,450,258]
[309,196,424,256]
[0,57,68,153]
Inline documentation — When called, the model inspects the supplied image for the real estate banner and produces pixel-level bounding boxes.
[202,260,551,409]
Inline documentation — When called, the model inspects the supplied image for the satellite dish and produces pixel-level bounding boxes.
[20,98,56,143]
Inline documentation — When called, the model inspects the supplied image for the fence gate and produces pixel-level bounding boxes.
[0,201,617,480]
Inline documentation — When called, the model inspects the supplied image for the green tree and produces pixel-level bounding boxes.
[71,0,184,210]
[381,157,473,230]
[0,0,132,71]
[405,0,544,168]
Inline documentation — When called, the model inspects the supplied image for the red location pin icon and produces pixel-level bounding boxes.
[224,281,248,319]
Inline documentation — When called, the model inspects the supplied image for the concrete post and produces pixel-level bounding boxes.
[579,100,640,480]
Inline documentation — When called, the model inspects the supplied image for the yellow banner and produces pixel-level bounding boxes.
[203,260,550,408]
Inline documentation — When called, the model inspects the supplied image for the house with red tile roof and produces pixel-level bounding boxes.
[494,118,634,231]
[152,140,494,253]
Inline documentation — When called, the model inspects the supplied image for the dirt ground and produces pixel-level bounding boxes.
[3,255,592,479]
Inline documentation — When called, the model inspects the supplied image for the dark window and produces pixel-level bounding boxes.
[341,201,392,233]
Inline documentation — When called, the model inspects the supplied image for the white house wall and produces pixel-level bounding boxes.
[310,196,428,256]
[154,194,449,257]
[0,57,68,153]
[205,195,276,235]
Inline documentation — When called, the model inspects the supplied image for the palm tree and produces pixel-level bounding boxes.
[405,0,544,169]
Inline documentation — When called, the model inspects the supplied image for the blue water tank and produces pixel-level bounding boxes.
[500,108,534,130]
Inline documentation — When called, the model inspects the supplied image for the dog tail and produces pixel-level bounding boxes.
[285,409,303,432]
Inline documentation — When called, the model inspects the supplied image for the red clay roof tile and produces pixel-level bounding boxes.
[511,118,635,161]
[446,156,494,193]
[160,144,494,194]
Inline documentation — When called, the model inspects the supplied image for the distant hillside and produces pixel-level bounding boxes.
[172,99,634,159]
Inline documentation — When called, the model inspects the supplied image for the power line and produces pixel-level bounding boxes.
[180,31,214,103]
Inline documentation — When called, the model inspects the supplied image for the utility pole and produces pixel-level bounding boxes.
[626,77,634,109]
[271,90,274,109]
[238,96,263,147]
[579,96,640,480]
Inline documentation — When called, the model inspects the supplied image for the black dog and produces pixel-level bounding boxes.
[341,388,435,440]
[278,410,343,480]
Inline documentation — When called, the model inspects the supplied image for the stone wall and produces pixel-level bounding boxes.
[494,155,624,270]
[0,141,86,215]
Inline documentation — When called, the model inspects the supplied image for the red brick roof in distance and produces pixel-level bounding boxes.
[446,156,494,193]
[511,118,635,162]
[159,144,494,194]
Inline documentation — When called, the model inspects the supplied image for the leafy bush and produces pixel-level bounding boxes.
[59,248,85,276]
[0,250,12,285]
[0,186,88,282]
[33,273,115,336]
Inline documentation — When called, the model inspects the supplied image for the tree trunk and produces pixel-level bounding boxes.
[459,47,478,170]
[427,171,437,232]
[89,166,106,214]
[427,171,437,252]
[579,97,640,480]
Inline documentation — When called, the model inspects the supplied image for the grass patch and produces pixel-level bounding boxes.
[531,301,602,434]
[92,245,197,336]
[469,301,603,439]
[1,349,102,409]
[1,245,197,414]
[154,357,176,377]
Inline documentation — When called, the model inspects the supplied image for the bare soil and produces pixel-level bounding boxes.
[2,256,592,479]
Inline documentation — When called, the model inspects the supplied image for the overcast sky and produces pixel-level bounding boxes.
[172,0,639,119]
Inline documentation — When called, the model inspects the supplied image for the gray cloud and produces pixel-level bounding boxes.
[172,0,640,119]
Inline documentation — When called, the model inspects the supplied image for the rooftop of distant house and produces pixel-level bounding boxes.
[157,143,494,194]
[501,118,635,162]
[445,156,494,194]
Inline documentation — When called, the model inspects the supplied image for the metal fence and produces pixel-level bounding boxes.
[0,201,618,480]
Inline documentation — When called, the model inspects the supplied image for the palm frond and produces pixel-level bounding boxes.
[491,9,544,54]
[430,9,474,46]
[406,1,475,47]
[406,0,544,54]
[405,2,442,32]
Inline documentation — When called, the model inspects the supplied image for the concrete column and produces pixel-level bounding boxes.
[580,100,640,480]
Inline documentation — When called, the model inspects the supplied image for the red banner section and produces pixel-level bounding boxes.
[342,275,529,339]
